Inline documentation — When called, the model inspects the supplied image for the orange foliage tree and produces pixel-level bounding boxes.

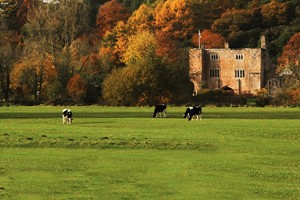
[288,88,300,106]
[211,8,252,37]
[16,0,38,27]
[192,29,225,49]
[96,0,131,38]
[261,0,290,27]
[274,33,300,106]
[277,32,300,73]
[154,0,193,59]
[10,63,37,104]
[67,74,87,103]
[154,0,193,41]
[10,56,56,104]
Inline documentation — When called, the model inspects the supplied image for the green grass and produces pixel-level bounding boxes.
[0,106,299,199]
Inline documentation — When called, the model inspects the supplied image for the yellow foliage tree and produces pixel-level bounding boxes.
[154,0,193,40]
[127,4,154,35]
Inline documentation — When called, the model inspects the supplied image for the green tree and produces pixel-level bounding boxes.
[102,67,138,106]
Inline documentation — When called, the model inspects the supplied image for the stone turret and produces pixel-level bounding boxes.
[189,49,204,93]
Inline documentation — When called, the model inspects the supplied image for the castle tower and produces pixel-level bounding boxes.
[189,49,204,94]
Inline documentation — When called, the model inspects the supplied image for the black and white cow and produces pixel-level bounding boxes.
[183,106,202,121]
[153,104,167,118]
[62,109,73,124]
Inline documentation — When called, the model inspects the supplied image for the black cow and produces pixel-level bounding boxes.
[62,109,73,124]
[183,106,202,121]
[153,104,167,118]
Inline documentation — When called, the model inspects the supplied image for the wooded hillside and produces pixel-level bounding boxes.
[0,0,299,106]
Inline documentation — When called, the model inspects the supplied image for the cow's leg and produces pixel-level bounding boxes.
[163,111,167,117]
[199,114,202,120]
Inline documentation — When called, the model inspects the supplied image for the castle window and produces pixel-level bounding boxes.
[210,54,219,60]
[210,69,220,78]
[236,54,244,60]
[235,70,245,78]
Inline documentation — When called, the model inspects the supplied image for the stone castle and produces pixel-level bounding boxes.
[189,36,275,95]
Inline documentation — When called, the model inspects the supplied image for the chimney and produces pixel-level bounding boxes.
[261,35,266,49]
[224,42,229,49]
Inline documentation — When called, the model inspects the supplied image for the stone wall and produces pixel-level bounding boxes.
[189,47,274,94]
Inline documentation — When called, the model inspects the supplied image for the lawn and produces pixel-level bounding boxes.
[0,106,299,199]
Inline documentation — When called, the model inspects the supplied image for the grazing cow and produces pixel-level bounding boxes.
[183,106,202,121]
[62,109,73,124]
[153,104,167,118]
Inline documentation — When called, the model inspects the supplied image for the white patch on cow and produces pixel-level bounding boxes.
[62,109,73,125]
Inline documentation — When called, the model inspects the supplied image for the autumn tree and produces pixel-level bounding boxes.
[261,0,291,28]
[188,0,235,31]
[119,0,156,12]
[10,63,36,104]
[0,0,22,29]
[154,0,193,41]
[10,60,40,104]
[67,74,87,103]
[0,0,31,102]
[96,0,130,38]
[103,31,169,105]
[77,50,114,104]
[101,3,154,68]
[102,67,138,106]
[154,0,193,59]
[212,8,253,37]
[0,20,21,102]
[277,32,300,73]
[16,0,38,27]
[23,0,91,103]
[192,29,225,48]
[211,7,263,48]
[272,33,300,106]
[126,3,154,35]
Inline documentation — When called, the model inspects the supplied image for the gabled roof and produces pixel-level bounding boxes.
[279,68,293,76]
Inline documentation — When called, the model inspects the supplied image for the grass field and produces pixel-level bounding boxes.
[0,106,299,199]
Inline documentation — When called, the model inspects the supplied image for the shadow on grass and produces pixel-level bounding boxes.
[0,111,299,120]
